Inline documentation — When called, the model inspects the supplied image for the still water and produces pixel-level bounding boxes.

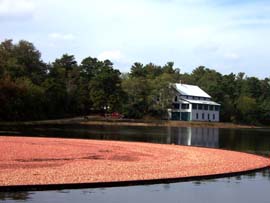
[0,125,270,203]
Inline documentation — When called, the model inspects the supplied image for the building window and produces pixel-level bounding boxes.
[192,104,197,110]
[196,113,198,119]
[215,106,220,111]
[174,96,178,102]
[209,105,214,111]
[172,103,180,109]
[213,114,215,120]
[208,114,210,120]
[204,104,208,110]
[181,104,189,109]
[198,104,203,110]
[202,113,205,120]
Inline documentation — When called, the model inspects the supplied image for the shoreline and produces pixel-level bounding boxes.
[0,117,262,129]
[79,120,259,129]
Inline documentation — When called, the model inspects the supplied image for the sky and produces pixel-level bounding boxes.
[1,0,270,78]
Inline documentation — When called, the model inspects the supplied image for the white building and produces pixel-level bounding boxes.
[168,83,220,122]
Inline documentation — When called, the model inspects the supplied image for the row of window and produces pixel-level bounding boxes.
[174,96,210,102]
[172,103,220,111]
[196,113,216,120]
[192,104,220,111]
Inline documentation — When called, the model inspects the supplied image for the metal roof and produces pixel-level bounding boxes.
[174,83,211,98]
[183,98,221,106]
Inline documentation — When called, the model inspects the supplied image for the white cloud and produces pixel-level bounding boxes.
[193,43,220,54]
[49,33,75,41]
[224,53,240,60]
[0,0,35,18]
[98,50,124,61]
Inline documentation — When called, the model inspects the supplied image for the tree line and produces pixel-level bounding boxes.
[0,40,269,125]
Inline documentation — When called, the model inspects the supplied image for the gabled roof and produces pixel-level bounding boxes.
[174,83,211,98]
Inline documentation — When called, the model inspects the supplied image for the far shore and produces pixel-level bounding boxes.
[0,116,264,129]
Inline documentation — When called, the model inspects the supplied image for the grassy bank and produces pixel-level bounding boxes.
[0,116,261,129]
[80,120,259,129]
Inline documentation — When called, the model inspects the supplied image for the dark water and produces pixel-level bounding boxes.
[0,125,270,203]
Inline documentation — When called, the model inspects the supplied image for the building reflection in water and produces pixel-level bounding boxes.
[166,127,219,148]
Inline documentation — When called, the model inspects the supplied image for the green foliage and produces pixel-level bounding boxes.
[122,62,180,119]
[236,96,259,124]
[0,40,124,120]
[130,62,145,78]
[87,59,123,112]
[0,39,47,84]
[0,75,45,120]
[80,57,103,80]
[147,73,177,118]
[260,99,270,124]
[122,77,150,118]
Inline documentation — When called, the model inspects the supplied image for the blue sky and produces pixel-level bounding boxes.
[1,0,270,78]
